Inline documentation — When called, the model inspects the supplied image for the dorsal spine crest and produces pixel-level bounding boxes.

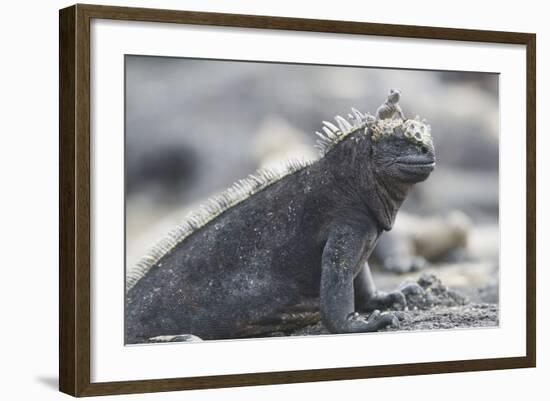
[314,108,375,155]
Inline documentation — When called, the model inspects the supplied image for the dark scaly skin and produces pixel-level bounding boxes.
[125,120,435,343]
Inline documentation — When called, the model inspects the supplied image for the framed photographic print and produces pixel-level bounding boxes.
[59,4,536,397]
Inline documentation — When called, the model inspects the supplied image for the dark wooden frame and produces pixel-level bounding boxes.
[59,3,536,397]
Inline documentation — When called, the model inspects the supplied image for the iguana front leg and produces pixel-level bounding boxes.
[320,226,398,333]
[354,261,406,312]
[354,261,425,312]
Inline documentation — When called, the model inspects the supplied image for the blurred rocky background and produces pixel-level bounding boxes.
[125,55,499,332]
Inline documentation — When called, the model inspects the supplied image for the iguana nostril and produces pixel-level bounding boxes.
[415,131,422,140]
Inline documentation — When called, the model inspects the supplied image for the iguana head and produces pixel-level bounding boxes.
[387,88,401,104]
[370,117,435,184]
[315,105,435,230]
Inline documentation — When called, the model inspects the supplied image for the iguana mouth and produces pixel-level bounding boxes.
[394,155,435,182]
[395,155,435,168]
[396,161,435,168]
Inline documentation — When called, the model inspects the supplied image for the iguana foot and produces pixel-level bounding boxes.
[148,334,203,343]
[348,310,400,331]
[365,290,407,311]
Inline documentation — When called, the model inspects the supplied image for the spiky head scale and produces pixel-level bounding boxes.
[401,118,434,150]
[316,113,433,156]
[370,116,432,148]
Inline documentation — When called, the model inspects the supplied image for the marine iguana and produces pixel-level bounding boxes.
[376,88,406,120]
[125,91,435,343]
